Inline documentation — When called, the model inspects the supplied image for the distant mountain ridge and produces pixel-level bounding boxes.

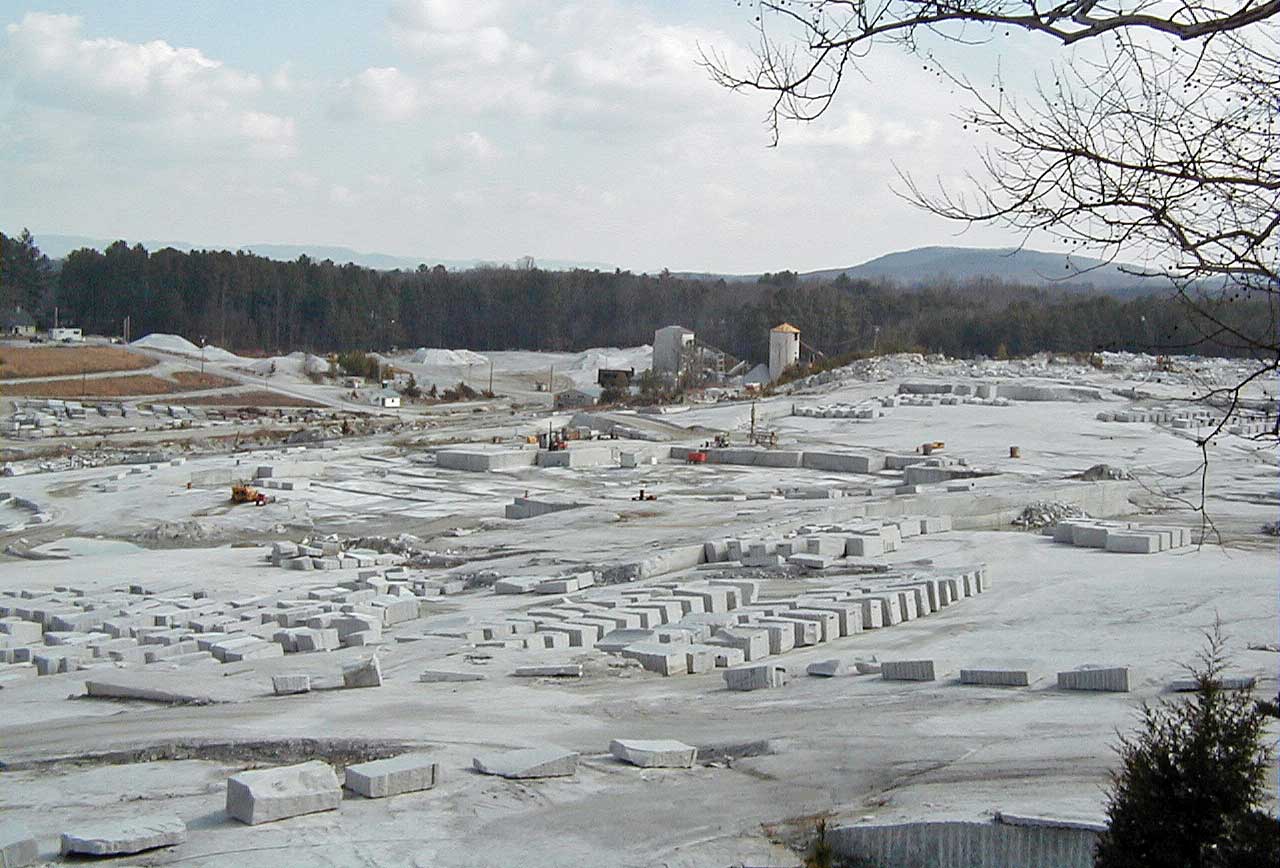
[814,246,1162,290]
[676,246,1171,295]
[31,234,615,273]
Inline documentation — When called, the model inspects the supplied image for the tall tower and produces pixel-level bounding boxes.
[768,322,800,382]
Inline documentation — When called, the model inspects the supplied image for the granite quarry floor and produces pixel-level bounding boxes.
[1,351,1277,867]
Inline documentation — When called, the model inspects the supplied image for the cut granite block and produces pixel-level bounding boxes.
[960,668,1030,687]
[342,656,382,688]
[0,821,38,868]
[60,814,187,856]
[881,659,936,681]
[724,662,788,691]
[472,748,578,778]
[272,674,312,695]
[609,738,697,768]
[344,753,438,798]
[1058,666,1130,692]
[225,761,341,825]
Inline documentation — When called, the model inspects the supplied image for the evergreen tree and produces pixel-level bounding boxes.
[1095,626,1280,868]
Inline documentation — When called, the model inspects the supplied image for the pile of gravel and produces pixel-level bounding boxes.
[1012,502,1086,530]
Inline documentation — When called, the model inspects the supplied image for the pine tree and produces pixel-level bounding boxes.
[1095,625,1280,867]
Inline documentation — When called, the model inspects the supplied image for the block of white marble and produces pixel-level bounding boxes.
[1058,666,1130,692]
[272,674,312,695]
[597,629,656,652]
[724,662,787,691]
[844,534,884,558]
[707,626,770,661]
[806,659,850,677]
[60,814,187,856]
[225,761,342,825]
[344,753,439,798]
[620,642,686,676]
[960,668,1030,687]
[419,669,487,683]
[1168,675,1255,692]
[881,659,936,681]
[493,576,545,594]
[472,747,578,778]
[609,738,697,768]
[1104,532,1160,554]
[342,656,382,688]
[749,620,800,654]
[0,821,38,868]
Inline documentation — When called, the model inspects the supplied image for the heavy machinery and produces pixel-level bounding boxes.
[230,482,273,506]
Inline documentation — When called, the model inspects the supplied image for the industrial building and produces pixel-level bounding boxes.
[769,323,801,382]
[652,325,694,375]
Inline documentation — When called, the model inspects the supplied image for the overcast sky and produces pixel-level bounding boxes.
[1,1,1057,273]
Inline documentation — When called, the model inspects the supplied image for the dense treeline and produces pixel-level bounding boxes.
[4,230,1270,363]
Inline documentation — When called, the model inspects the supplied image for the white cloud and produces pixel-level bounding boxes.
[333,66,421,122]
[3,12,259,115]
[389,0,528,66]
[238,111,297,158]
[432,130,499,162]
[2,12,295,158]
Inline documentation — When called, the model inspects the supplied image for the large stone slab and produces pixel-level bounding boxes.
[472,747,578,778]
[225,761,342,825]
[419,669,487,683]
[724,662,788,691]
[345,753,439,798]
[84,671,241,704]
[960,668,1031,687]
[609,738,697,768]
[60,814,187,856]
[1058,666,1130,692]
[342,656,383,688]
[0,822,38,868]
[272,674,312,695]
[882,659,936,681]
[707,626,770,661]
[621,643,687,676]
[806,659,850,677]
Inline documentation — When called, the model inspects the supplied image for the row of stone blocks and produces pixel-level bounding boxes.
[705,516,953,568]
[604,568,988,676]
[511,579,759,652]
[0,572,428,677]
[1050,520,1192,554]
[861,661,1129,692]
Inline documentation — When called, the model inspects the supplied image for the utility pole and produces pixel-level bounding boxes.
[123,315,130,344]
[750,399,757,444]
[488,360,494,395]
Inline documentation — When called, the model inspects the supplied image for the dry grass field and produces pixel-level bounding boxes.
[0,345,156,379]
[2,371,237,398]
[180,390,321,407]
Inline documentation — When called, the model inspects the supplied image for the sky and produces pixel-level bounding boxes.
[0,0,1060,273]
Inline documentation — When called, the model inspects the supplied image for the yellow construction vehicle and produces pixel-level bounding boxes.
[230,482,272,506]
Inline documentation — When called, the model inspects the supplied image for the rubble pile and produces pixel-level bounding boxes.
[1011,502,1087,530]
